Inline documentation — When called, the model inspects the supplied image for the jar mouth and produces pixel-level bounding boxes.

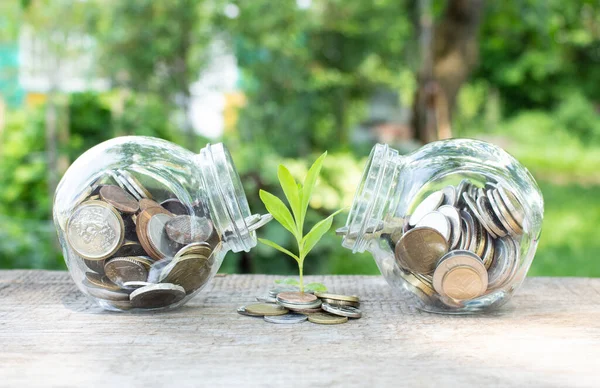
[198,143,256,252]
[342,144,399,253]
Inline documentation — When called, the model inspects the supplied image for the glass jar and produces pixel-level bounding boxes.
[53,136,270,312]
[341,139,543,314]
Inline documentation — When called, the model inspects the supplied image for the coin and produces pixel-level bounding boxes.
[244,303,289,316]
[395,227,448,274]
[462,192,496,238]
[320,298,360,308]
[455,179,470,206]
[473,218,486,258]
[160,199,190,215]
[84,272,121,291]
[122,281,154,289]
[147,213,176,259]
[174,242,213,260]
[399,270,435,298]
[264,313,308,324]
[276,292,318,305]
[409,191,444,226]
[497,184,525,229]
[437,205,461,249]
[442,185,456,206]
[139,198,162,211]
[308,312,348,325]
[85,285,131,301]
[165,215,214,245]
[113,240,147,257]
[83,258,106,275]
[287,306,323,315]
[136,206,173,260]
[314,292,359,303]
[490,188,523,236]
[460,209,476,251]
[130,283,186,308]
[160,255,211,293]
[487,237,519,290]
[66,200,124,260]
[415,211,451,241]
[481,231,495,269]
[237,306,263,317]
[99,185,139,214]
[321,303,362,318]
[118,169,152,199]
[476,194,507,238]
[277,299,322,310]
[256,296,277,304]
[104,257,149,285]
[433,250,488,301]
[113,171,142,201]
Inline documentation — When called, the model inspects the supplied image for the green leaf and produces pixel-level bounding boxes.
[305,282,327,292]
[277,165,301,226]
[301,208,345,258]
[259,190,297,237]
[300,151,327,226]
[258,238,299,261]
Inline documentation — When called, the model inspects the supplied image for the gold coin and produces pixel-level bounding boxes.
[244,303,289,316]
[314,292,359,303]
[433,250,488,301]
[84,272,121,291]
[320,298,360,308]
[308,312,348,325]
[104,257,149,285]
[395,227,448,274]
[160,255,211,294]
[277,292,318,305]
[399,270,435,298]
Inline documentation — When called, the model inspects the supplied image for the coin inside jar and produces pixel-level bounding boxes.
[160,255,211,294]
[395,227,448,274]
[99,185,139,214]
[160,199,190,215]
[409,190,444,226]
[104,257,149,285]
[433,250,488,301]
[147,213,177,259]
[415,211,451,241]
[165,215,214,245]
[130,283,186,308]
[66,200,124,260]
[136,206,173,260]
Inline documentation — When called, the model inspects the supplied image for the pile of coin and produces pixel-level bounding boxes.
[238,286,362,325]
[389,179,525,307]
[66,170,221,310]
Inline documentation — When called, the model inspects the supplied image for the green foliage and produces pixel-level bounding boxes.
[258,152,344,291]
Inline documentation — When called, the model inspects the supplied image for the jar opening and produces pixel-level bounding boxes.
[198,143,256,252]
[342,144,399,253]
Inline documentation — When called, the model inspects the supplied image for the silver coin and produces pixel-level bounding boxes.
[165,215,214,245]
[122,281,154,289]
[487,189,520,237]
[415,211,451,241]
[84,284,130,301]
[110,170,142,201]
[321,303,362,318]
[264,312,308,324]
[487,237,518,290]
[442,185,456,206]
[277,299,322,310]
[437,205,461,248]
[409,191,444,226]
[130,283,186,308]
[481,231,495,269]
[118,169,152,199]
[256,296,278,304]
[491,188,523,236]
[463,192,497,239]
[459,210,475,250]
[497,184,525,229]
[455,179,471,207]
[147,213,176,259]
[66,201,124,260]
[476,194,507,238]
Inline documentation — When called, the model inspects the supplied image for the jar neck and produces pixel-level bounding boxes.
[197,143,256,253]
[342,144,402,253]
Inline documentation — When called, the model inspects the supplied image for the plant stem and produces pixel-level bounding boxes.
[298,262,304,293]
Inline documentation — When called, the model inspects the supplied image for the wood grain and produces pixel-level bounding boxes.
[1,271,599,388]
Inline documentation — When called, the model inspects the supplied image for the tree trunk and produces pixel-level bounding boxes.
[412,0,484,144]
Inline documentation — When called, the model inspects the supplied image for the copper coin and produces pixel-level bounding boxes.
[276,292,318,305]
[160,199,190,215]
[99,185,139,214]
[104,257,149,285]
[433,250,488,301]
[160,255,211,294]
[147,213,176,259]
[395,227,448,274]
[130,283,186,309]
[139,198,163,211]
[136,206,173,260]
[165,215,214,245]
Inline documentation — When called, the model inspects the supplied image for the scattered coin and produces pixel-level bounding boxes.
[244,303,289,316]
[308,312,349,325]
[314,292,359,303]
[256,296,277,304]
[237,306,263,317]
[276,292,318,305]
[321,303,362,318]
[320,298,360,308]
[264,313,308,324]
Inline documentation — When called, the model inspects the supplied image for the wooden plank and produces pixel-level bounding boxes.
[0,270,599,388]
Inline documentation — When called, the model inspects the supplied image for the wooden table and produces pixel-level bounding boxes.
[1,271,599,387]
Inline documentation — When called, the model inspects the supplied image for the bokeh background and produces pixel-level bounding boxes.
[0,0,599,277]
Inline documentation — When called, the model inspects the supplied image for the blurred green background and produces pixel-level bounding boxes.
[0,0,599,277]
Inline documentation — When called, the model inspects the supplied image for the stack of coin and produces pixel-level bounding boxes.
[238,286,362,325]
[389,179,525,307]
[65,170,223,310]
